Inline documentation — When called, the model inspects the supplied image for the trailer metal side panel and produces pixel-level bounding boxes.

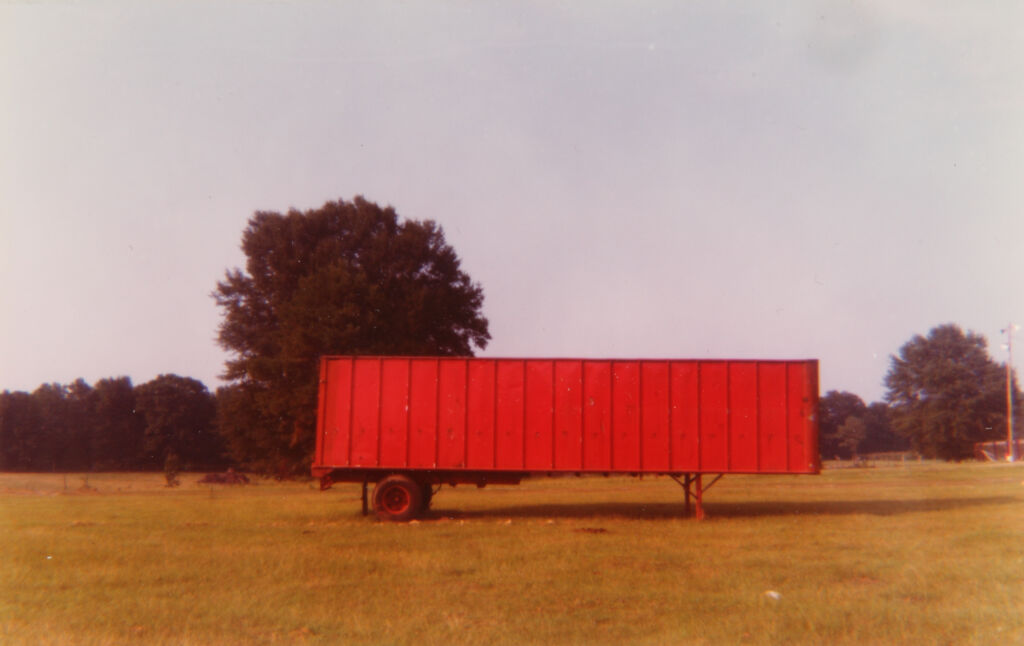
[670,362,700,471]
[731,363,758,472]
[319,357,353,468]
[379,358,409,468]
[524,361,553,470]
[437,359,467,469]
[350,358,380,467]
[758,363,788,471]
[583,361,612,470]
[466,360,496,469]
[788,362,817,472]
[612,362,640,470]
[496,361,525,469]
[553,361,583,470]
[700,362,729,471]
[641,362,670,471]
[409,359,437,468]
[314,356,820,476]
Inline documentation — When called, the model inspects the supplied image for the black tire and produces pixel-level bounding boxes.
[372,475,424,522]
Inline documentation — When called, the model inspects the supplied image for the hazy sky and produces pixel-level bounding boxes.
[2,2,1022,403]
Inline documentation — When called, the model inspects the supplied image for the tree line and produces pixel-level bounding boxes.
[0,375,225,473]
[1,331,1018,471]
[4,321,1017,471]
[2,198,1019,472]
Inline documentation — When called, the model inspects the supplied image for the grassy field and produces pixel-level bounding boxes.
[1,463,1022,645]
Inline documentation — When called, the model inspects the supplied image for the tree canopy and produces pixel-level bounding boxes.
[885,323,1017,460]
[0,390,42,470]
[90,377,145,470]
[819,390,867,459]
[134,375,221,470]
[213,197,490,473]
[857,402,905,455]
[818,391,904,459]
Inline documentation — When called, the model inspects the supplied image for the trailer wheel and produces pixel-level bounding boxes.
[372,475,423,521]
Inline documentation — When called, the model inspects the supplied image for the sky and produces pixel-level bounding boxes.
[2,1,1022,404]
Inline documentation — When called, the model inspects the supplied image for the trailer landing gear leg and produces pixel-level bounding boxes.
[361,481,369,517]
[670,474,722,520]
[670,474,700,520]
[695,474,724,521]
[684,474,693,517]
[694,474,704,521]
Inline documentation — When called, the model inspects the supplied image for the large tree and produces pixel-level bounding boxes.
[91,377,145,470]
[134,374,221,470]
[214,383,276,473]
[213,197,490,472]
[30,383,71,471]
[62,379,97,471]
[885,323,1017,460]
[0,390,41,470]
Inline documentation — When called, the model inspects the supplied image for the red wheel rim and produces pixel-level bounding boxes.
[381,485,410,513]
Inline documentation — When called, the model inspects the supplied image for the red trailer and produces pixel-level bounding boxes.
[313,356,819,520]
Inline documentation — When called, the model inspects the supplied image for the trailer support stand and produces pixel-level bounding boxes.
[361,480,369,516]
[694,474,704,521]
[670,474,703,520]
[684,474,692,517]
[670,473,725,520]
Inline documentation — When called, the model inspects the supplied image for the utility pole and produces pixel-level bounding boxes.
[1004,323,1016,462]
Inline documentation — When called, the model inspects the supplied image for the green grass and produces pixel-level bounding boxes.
[1,464,1022,645]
